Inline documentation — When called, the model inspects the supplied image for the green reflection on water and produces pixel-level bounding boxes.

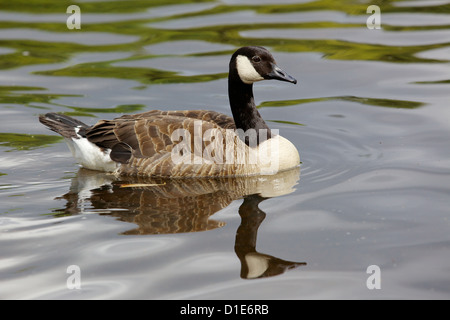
[0,0,448,77]
[259,96,424,109]
[64,104,147,117]
[2,0,448,14]
[415,79,450,84]
[0,85,81,105]
[268,120,305,126]
[0,133,63,151]
[35,62,228,84]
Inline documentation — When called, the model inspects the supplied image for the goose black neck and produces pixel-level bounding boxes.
[228,74,272,146]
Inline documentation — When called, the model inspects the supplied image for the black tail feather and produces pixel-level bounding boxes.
[39,112,90,139]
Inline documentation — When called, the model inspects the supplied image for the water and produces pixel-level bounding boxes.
[1,0,449,300]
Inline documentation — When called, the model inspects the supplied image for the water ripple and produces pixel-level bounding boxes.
[93,237,183,259]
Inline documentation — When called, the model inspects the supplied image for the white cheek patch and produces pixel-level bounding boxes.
[236,55,264,84]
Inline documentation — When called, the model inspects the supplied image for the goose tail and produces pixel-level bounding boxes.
[39,112,90,139]
[39,113,118,172]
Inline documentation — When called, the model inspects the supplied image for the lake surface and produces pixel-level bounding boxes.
[1,0,449,300]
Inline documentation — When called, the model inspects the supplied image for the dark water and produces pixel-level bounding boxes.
[1,0,450,299]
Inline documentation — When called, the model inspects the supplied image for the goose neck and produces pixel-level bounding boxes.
[228,77,272,143]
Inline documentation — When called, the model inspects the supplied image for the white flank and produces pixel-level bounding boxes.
[236,55,264,84]
[64,129,118,172]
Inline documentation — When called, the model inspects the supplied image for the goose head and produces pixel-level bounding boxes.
[230,46,297,85]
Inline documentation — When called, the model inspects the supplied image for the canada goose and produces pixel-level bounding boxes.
[39,46,300,177]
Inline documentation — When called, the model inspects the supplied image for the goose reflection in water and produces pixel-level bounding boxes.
[53,167,306,279]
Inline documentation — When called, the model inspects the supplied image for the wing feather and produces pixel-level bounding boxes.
[84,110,241,177]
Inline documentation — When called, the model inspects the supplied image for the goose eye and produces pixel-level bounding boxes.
[252,56,261,63]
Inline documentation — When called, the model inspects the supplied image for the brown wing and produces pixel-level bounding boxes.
[85,110,239,176]
[86,110,235,150]
[116,110,236,129]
